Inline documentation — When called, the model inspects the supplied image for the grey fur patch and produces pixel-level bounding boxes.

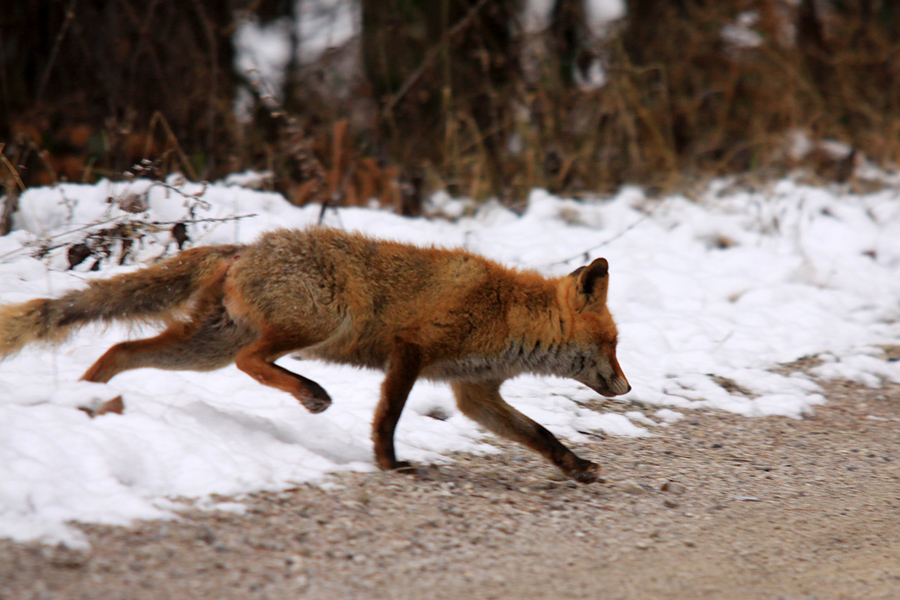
[426,339,602,383]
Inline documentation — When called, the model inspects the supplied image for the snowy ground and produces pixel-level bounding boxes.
[2,175,900,547]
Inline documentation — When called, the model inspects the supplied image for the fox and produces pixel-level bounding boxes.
[0,227,630,483]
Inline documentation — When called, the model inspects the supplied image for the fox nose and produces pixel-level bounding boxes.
[588,375,631,397]
[611,377,631,396]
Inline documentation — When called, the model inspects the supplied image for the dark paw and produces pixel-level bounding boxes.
[388,461,428,477]
[571,461,606,484]
[302,397,332,414]
[300,389,332,414]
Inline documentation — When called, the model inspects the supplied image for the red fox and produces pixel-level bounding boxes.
[0,227,630,483]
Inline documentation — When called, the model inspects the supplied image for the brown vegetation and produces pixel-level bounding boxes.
[1,1,899,207]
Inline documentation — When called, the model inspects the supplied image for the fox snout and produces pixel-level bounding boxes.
[587,374,631,398]
[578,357,631,398]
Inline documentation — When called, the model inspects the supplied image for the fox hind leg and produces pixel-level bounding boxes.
[233,334,332,414]
[451,380,604,484]
[81,312,254,384]
[84,318,333,414]
[79,312,253,416]
[81,253,249,392]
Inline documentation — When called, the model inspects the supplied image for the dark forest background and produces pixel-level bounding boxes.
[2,0,899,218]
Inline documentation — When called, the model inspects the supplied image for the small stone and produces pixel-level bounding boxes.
[663,498,679,509]
[43,546,90,569]
[285,555,305,572]
[661,481,686,494]
[195,527,216,545]
[94,395,125,416]
[79,395,126,418]
[620,480,646,495]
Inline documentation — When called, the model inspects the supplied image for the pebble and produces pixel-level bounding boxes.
[285,555,305,572]
[620,480,646,495]
[42,546,91,569]
[661,481,686,494]
[192,527,215,544]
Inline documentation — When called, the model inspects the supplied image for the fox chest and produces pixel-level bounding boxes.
[424,342,579,382]
[424,354,518,382]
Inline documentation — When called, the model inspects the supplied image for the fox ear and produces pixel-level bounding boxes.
[571,258,609,306]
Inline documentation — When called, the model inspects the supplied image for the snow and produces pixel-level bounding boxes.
[234,1,358,86]
[233,0,627,95]
[521,0,625,35]
[721,11,763,49]
[2,176,900,548]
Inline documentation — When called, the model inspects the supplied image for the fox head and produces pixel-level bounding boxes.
[561,258,631,398]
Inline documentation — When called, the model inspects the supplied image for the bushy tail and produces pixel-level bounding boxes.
[0,244,243,358]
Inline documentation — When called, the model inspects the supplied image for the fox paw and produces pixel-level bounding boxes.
[571,461,606,485]
[295,379,333,414]
[380,460,428,478]
[301,395,332,414]
[297,385,332,414]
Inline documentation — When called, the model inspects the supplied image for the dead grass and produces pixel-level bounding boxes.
[2,1,899,204]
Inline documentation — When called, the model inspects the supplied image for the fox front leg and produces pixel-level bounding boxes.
[372,342,424,473]
[452,380,605,484]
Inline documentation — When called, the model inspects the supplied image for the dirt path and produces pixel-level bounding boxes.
[3,378,900,600]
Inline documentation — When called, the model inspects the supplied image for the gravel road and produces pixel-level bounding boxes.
[3,376,900,600]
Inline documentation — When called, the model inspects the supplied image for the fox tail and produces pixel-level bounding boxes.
[0,244,242,358]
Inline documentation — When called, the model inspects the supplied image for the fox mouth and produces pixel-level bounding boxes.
[587,377,631,397]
